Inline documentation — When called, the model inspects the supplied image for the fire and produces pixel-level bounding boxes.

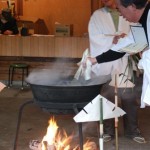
[39,117,98,150]
[83,141,97,150]
[41,117,73,150]
[42,117,58,146]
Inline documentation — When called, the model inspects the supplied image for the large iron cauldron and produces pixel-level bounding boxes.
[27,69,110,113]
[29,83,102,113]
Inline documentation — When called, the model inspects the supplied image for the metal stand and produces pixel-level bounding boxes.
[13,101,84,150]
[13,100,34,150]
[73,105,83,150]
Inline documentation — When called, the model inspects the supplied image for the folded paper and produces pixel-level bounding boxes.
[0,82,6,92]
[74,94,126,122]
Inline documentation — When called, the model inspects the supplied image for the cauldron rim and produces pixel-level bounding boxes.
[26,73,110,88]
[28,82,103,88]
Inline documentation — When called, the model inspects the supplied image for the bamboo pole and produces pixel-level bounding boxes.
[115,74,119,150]
[99,98,104,150]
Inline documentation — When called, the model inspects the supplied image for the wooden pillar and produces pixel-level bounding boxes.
[16,0,23,15]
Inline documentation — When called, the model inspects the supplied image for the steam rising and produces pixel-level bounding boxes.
[26,68,111,86]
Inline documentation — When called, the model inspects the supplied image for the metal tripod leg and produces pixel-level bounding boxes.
[73,105,83,150]
[13,100,34,150]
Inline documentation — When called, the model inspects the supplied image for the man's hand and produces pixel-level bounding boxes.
[113,33,126,44]
[3,30,13,35]
[87,57,97,65]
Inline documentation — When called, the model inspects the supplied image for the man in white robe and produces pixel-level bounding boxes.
[115,0,150,140]
[88,0,145,143]
[115,0,150,109]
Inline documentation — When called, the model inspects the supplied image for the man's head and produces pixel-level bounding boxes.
[1,8,12,21]
[115,0,148,22]
[101,0,116,9]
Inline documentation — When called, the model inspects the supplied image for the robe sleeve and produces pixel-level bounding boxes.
[96,50,126,63]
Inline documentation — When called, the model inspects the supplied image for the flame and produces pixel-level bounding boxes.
[42,117,58,146]
[41,117,97,150]
[72,140,97,150]
[83,141,97,150]
[41,117,73,150]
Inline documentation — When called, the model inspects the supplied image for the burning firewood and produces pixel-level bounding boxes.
[29,140,57,150]
[29,117,98,150]
[29,140,98,150]
[29,140,41,150]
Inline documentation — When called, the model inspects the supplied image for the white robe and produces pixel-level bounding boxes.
[138,9,150,108]
[138,50,150,108]
[88,8,131,76]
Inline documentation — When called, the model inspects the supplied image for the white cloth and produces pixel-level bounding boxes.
[88,7,131,76]
[138,50,150,108]
[74,48,92,80]
[147,10,150,45]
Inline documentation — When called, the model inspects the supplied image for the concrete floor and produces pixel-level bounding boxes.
[0,84,150,150]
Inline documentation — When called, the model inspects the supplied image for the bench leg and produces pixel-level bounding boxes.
[21,68,24,90]
[11,67,15,86]
[8,66,11,88]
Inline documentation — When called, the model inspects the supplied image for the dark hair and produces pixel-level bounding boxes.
[2,8,12,21]
[120,0,148,9]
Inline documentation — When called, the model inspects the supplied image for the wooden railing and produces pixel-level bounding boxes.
[0,35,89,58]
